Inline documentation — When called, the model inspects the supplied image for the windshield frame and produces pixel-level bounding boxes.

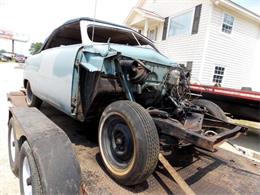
[80,20,159,52]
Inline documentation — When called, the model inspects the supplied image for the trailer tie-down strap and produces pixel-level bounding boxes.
[158,153,196,195]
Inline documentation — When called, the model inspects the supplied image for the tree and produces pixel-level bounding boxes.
[0,49,6,53]
[29,42,43,55]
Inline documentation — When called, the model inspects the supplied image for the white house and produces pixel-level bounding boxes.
[125,0,260,91]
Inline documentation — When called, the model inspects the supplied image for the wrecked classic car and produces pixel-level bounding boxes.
[24,18,246,186]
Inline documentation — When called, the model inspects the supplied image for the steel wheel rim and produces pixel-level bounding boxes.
[22,157,32,195]
[99,112,135,174]
[10,127,16,162]
[111,123,133,163]
[26,84,33,104]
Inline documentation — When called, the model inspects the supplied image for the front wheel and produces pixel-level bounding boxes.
[98,100,159,186]
[19,141,42,195]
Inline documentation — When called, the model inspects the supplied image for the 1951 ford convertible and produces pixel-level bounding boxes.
[23,18,246,186]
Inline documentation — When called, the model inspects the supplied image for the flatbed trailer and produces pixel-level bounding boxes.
[8,91,260,194]
[190,84,260,122]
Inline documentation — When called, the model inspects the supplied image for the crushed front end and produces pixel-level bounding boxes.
[76,44,246,152]
[111,54,246,152]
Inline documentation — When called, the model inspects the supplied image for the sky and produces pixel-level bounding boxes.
[0,0,138,55]
[234,0,260,14]
[0,0,259,55]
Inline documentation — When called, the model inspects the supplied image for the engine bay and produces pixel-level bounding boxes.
[117,58,200,122]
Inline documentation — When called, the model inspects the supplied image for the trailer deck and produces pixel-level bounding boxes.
[190,84,260,122]
[8,91,260,194]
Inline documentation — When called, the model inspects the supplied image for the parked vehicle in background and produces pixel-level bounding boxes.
[0,53,12,62]
[15,54,26,63]
[18,17,246,191]
[0,54,8,62]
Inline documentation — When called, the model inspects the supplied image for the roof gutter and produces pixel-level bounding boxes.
[213,0,260,23]
[133,8,165,22]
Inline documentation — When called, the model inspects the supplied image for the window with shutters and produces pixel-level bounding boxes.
[192,4,202,34]
[162,4,201,40]
[213,66,225,84]
[222,13,234,34]
[168,10,193,37]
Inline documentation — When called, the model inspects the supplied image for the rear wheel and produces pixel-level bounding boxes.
[98,100,159,186]
[19,141,42,195]
[26,82,42,108]
[192,99,227,121]
[8,118,19,176]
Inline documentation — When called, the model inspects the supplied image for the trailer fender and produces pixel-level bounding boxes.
[9,107,81,194]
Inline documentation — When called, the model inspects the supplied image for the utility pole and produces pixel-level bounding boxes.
[12,39,14,54]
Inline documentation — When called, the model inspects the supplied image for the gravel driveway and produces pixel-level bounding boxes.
[0,62,23,194]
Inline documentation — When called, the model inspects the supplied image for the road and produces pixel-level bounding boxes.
[0,63,22,195]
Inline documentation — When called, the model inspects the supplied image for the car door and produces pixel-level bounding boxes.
[37,44,82,115]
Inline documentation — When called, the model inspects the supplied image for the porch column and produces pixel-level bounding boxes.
[144,19,149,37]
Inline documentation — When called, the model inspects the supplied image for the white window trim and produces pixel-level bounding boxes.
[166,7,195,38]
[80,20,142,45]
[220,12,235,37]
[212,65,226,84]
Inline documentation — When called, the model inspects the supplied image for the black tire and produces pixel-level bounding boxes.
[98,100,159,186]
[19,141,42,195]
[26,82,42,108]
[8,118,19,176]
[192,99,227,121]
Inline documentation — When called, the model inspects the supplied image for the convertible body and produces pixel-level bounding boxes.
[24,18,246,186]
[24,18,175,119]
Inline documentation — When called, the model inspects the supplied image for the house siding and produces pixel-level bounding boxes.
[127,0,260,91]
[201,5,260,90]
[141,0,212,83]
[250,36,260,91]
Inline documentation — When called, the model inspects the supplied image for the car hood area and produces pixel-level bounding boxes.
[83,43,176,67]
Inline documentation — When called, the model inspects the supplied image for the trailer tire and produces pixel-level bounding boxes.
[26,82,42,108]
[19,141,42,195]
[8,118,19,176]
[192,99,227,121]
[99,100,159,186]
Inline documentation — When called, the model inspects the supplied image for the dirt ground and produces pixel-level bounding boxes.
[0,62,259,194]
[7,83,260,195]
[0,63,22,194]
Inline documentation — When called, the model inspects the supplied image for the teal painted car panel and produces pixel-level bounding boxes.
[83,44,175,67]
[25,43,176,116]
[24,18,176,118]
[24,44,84,114]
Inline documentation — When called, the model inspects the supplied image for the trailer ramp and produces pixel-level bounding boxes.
[7,91,260,194]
